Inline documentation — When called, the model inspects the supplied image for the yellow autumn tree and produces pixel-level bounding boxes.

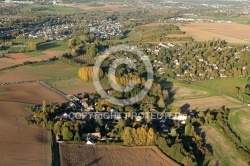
[78,66,103,82]
[27,40,37,51]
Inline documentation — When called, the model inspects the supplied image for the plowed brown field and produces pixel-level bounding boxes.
[0,82,68,165]
[60,144,179,166]
[180,22,250,44]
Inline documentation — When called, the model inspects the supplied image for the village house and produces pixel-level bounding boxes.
[82,132,101,141]
[220,74,227,78]
[171,114,188,124]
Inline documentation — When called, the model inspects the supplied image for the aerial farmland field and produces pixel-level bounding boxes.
[0,82,68,166]
[180,22,250,44]
[60,144,179,166]
[202,125,248,166]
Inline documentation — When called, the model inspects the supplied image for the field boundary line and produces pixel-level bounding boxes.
[38,81,70,102]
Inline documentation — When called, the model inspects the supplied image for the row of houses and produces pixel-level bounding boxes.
[168,17,232,24]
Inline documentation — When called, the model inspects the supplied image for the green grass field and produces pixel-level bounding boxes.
[203,124,248,166]
[106,24,191,44]
[11,39,68,52]
[45,77,88,88]
[168,78,220,98]
[23,5,78,14]
[1,45,27,53]
[196,77,249,103]
[6,60,78,79]
[168,77,243,111]
[44,6,78,14]
[37,40,68,51]
[228,109,250,149]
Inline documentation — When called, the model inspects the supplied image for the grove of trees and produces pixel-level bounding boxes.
[78,66,104,81]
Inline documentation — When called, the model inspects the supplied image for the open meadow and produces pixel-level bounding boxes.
[0,82,68,166]
[196,77,250,103]
[60,144,179,166]
[202,125,248,166]
[228,109,250,149]
[57,3,134,11]
[46,77,97,94]
[23,5,78,14]
[172,95,241,111]
[180,22,250,44]
[169,78,243,111]
[109,24,192,44]
[0,60,78,83]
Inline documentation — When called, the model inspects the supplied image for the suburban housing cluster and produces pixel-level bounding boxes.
[89,20,122,40]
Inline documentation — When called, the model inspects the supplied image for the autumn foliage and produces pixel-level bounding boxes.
[27,40,37,51]
[78,66,104,81]
[109,73,141,86]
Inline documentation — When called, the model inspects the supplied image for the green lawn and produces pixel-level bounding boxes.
[12,39,68,52]
[45,77,90,88]
[106,24,190,44]
[6,60,78,79]
[37,40,68,51]
[23,5,78,14]
[1,45,27,53]
[168,77,220,98]
[228,109,250,149]
[196,77,249,103]
[45,6,78,14]
[25,51,45,57]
